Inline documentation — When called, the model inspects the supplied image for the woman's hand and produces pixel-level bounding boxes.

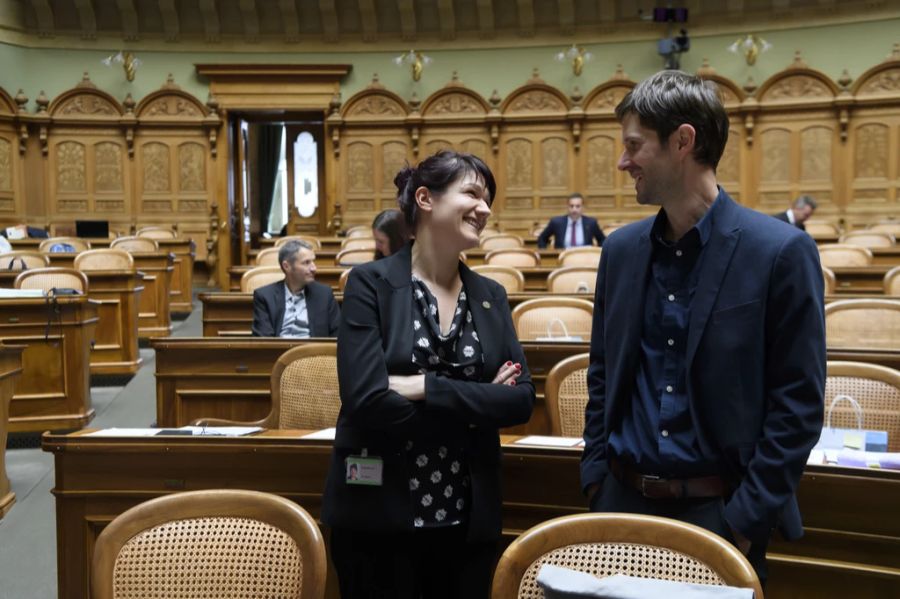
[492,361,522,386]
[388,375,426,401]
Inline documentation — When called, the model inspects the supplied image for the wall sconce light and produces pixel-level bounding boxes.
[393,50,432,82]
[101,51,141,82]
[556,44,593,76]
[728,35,772,66]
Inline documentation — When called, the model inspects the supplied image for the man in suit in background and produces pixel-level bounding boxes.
[537,193,606,249]
[581,70,825,583]
[251,239,340,337]
[772,195,817,231]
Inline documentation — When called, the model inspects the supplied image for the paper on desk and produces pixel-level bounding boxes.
[177,426,262,436]
[300,428,336,440]
[513,435,583,447]
[808,448,900,470]
[85,428,164,437]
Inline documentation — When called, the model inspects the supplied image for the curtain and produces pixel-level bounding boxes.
[257,125,283,233]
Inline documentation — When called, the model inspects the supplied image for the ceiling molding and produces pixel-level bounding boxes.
[238,0,260,43]
[198,0,221,43]
[397,0,417,42]
[358,0,378,42]
[476,0,495,39]
[116,0,139,41]
[437,0,456,40]
[28,0,54,37]
[158,0,179,42]
[72,0,97,40]
[279,0,300,43]
[318,0,339,42]
[517,0,535,37]
[559,0,575,35]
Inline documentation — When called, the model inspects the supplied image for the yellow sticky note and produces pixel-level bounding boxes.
[843,432,864,450]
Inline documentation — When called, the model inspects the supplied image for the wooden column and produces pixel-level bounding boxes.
[82,270,143,376]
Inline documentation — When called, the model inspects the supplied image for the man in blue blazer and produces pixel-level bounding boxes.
[581,71,825,582]
[537,193,606,249]
[251,239,340,337]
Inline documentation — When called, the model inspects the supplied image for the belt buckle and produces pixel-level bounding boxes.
[639,474,665,498]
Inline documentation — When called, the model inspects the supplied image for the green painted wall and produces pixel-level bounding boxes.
[1,18,898,109]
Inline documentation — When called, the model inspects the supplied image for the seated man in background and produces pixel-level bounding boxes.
[772,195,817,231]
[537,192,606,249]
[251,239,340,338]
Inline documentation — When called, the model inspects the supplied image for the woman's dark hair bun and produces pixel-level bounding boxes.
[393,166,416,194]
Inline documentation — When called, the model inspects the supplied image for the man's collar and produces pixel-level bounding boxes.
[786,209,796,225]
[284,282,305,299]
[650,187,724,247]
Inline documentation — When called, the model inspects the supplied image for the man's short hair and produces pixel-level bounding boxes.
[793,195,818,210]
[278,239,313,271]
[568,192,584,203]
[615,70,730,169]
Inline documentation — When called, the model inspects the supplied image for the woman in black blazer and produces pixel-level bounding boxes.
[322,151,535,598]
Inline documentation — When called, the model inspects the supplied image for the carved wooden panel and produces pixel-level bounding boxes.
[759,129,791,183]
[423,92,487,117]
[761,75,833,101]
[346,142,374,192]
[142,142,171,192]
[717,130,741,185]
[506,139,533,189]
[178,143,206,192]
[343,95,406,120]
[55,95,119,117]
[142,96,203,118]
[541,137,568,189]
[425,139,453,155]
[57,141,87,192]
[855,123,890,179]
[460,139,487,158]
[0,138,10,192]
[585,135,615,188]
[94,142,123,192]
[381,141,408,192]
[506,90,566,114]
[800,126,832,181]
[585,87,630,113]
[857,68,900,96]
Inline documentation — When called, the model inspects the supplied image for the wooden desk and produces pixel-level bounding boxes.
[151,337,584,432]
[0,345,23,519]
[0,297,97,432]
[43,430,900,599]
[871,247,900,268]
[156,239,195,314]
[199,291,593,337]
[830,266,892,294]
[82,270,143,376]
[130,252,174,339]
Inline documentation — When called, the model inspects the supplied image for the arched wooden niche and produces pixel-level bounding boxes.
[0,87,26,221]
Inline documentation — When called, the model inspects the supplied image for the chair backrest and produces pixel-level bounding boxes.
[558,247,602,268]
[0,251,49,271]
[485,249,540,268]
[110,236,158,252]
[805,220,840,237]
[344,225,370,238]
[603,223,626,236]
[470,265,525,294]
[74,249,134,271]
[511,297,594,341]
[825,299,900,350]
[336,249,374,266]
[491,512,763,599]
[39,237,90,253]
[255,247,282,266]
[90,489,327,599]
[545,353,590,436]
[275,235,322,250]
[869,222,900,236]
[14,267,88,293]
[240,266,285,293]
[822,266,836,296]
[338,267,352,292]
[136,226,177,239]
[818,244,873,268]
[826,361,900,452]
[270,344,340,430]
[839,231,895,248]
[531,224,547,237]
[547,267,597,294]
[885,266,900,296]
[480,234,524,250]
[341,237,376,251]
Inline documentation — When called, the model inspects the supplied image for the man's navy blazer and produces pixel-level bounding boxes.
[580,191,825,545]
[537,215,606,249]
[321,243,535,542]
[251,279,340,337]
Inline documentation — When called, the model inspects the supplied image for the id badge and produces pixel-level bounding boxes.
[345,455,383,486]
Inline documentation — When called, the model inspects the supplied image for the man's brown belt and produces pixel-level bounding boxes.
[610,459,729,500]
